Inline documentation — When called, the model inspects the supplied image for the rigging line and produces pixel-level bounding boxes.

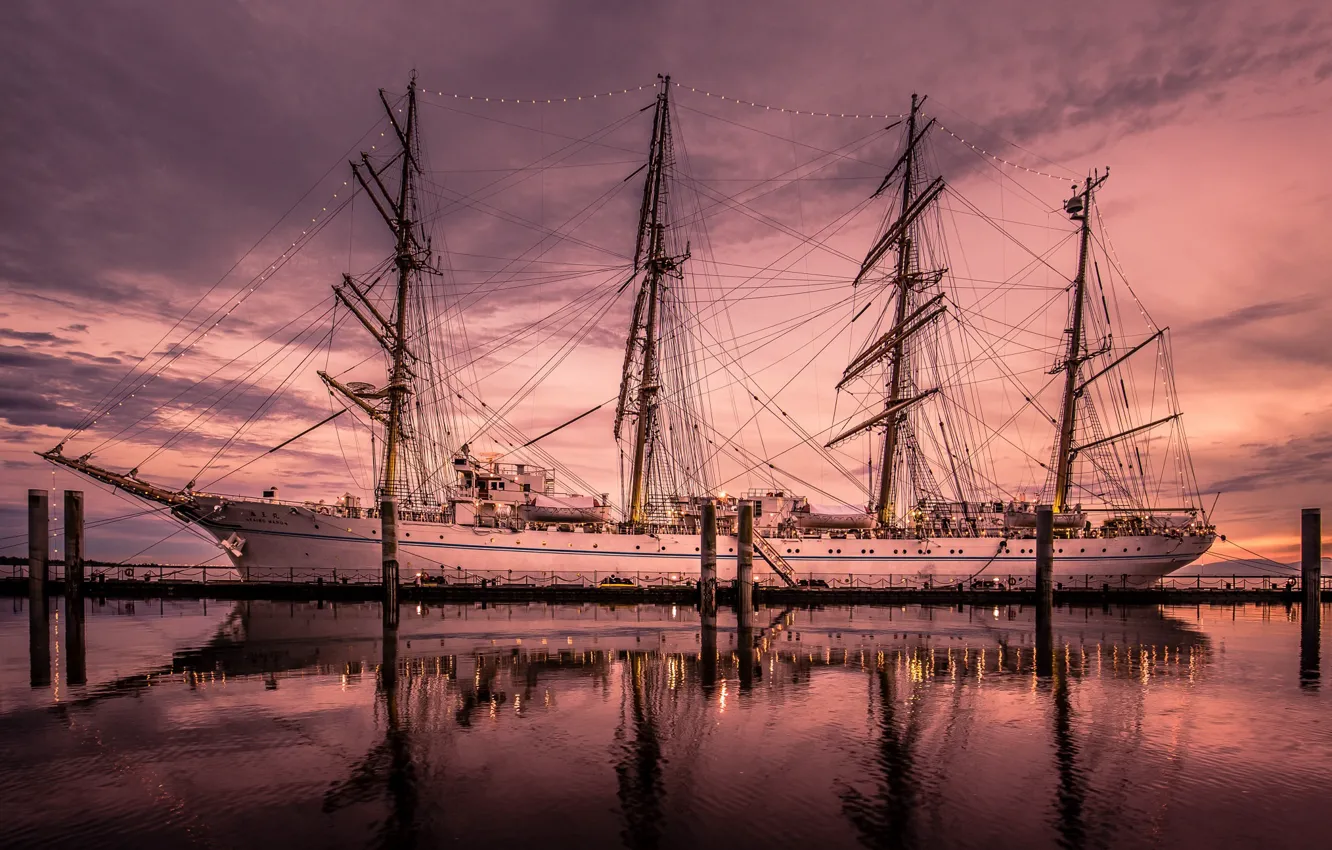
[947,188,1076,279]
[425,159,643,173]
[66,116,388,440]
[672,81,907,120]
[130,301,341,468]
[80,192,357,453]
[672,101,897,171]
[417,97,649,158]
[682,299,867,493]
[196,314,339,487]
[94,295,341,458]
[926,98,1079,177]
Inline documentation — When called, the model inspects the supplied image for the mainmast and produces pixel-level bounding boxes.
[1051,171,1108,513]
[828,94,946,528]
[616,75,688,526]
[627,77,670,525]
[876,94,921,527]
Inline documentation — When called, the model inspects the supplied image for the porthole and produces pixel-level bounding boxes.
[1058,548,1063,553]
[635,545,641,550]
[729,548,734,553]
[786,549,791,554]
[1102,548,1107,553]
[828,549,833,554]
[695,547,699,552]
[870,549,875,554]
[861,549,867,554]
[836,549,842,554]
[439,535,444,540]
[593,544,598,549]
[1123,548,1128,553]
[405,533,410,537]
[949,549,955,554]
[1136,547,1141,551]
[795,548,799,553]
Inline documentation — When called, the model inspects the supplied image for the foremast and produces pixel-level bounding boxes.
[615,75,690,526]
[1050,171,1108,514]
[323,75,425,504]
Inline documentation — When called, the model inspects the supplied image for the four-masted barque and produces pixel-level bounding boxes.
[43,76,1215,585]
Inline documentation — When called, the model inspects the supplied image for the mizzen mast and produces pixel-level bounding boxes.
[1051,170,1108,514]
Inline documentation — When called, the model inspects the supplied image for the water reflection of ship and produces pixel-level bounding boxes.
[32,600,1225,847]
[177,600,1212,684]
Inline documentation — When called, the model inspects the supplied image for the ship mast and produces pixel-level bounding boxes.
[1051,171,1107,513]
[617,76,680,526]
[875,94,921,527]
[323,75,423,503]
[382,80,418,502]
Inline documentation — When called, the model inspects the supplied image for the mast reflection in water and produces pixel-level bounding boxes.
[0,600,1329,849]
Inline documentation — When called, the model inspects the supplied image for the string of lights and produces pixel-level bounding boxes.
[418,83,658,104]
[933,122,1070,181]
[672,81,906,119]
[75,176,356,439]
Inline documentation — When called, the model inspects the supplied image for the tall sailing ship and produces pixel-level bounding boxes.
[43,76,1214,585]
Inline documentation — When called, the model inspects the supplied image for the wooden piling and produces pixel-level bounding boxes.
[1303,507,1321,608]
[1302,508,1322,689]
[64,490,84,596]
[1035,504,1054,678]
[737,501,754,614]
[28,489,48,603]
[700,500,718,615]
[381,498,399,628]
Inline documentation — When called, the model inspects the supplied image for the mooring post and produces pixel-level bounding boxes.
[1035,504,1054,678]
[737,501,754,613]
[64,490,84,596]
[28,489,48,603]
[1303,508,1321,607]
[381,498,399,629]
[700,500,718,615]
[1302,508,1322,689]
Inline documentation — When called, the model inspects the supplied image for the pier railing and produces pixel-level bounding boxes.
[3,562,1328,592]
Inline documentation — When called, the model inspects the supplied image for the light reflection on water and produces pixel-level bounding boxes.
[0,597,1327,849]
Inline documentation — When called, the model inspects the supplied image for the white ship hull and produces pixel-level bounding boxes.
[191,497,1213,586]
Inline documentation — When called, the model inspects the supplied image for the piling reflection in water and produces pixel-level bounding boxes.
[323,625,418,848]
[1300,603,1320,691]
[28,595,49,689]
[65,593,86,687]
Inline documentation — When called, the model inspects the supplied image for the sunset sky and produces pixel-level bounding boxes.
[2,0,1330,564]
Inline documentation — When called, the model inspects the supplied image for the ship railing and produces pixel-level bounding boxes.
[5,562,1326,593]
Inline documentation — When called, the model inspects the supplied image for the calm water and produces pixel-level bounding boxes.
[0,596,1327,849]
